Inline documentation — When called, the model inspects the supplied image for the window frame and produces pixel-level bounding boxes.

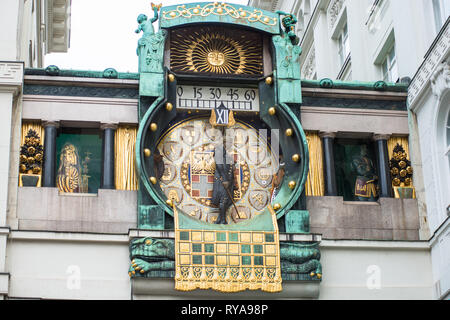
[382,44,398,83]
[338,23,350,68]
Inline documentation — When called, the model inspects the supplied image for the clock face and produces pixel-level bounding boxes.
[157,117,279,224]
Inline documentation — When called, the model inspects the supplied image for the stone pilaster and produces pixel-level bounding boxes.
[373,134,393,198]
[100,123,118,190]
[319,132,338,196]
[0,61,23,299]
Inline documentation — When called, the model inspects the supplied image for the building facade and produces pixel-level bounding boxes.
[0,1,444,300]
[407,19,450,300]
[250,0,449,300]
[0,0,72,299]
[250,0,449,83]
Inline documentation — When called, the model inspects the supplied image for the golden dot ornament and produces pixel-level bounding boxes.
[150,177,157,185]
[27,146,36,155]
[168,74,175,82]
[391,167,399,176]
[393,178,401,186]
[288,181,296,190]
[150,123,158,132]
[292,154,300,163]
[273,203,281,211]
[265,77,273,85]
[285,128,293,137]
[166,102,173,111]
[268,107,276,116]
[144,148,151,157]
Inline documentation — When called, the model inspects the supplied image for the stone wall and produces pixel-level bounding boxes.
[16,188,420,242]
[308,196,420,240]
[16,187,136,233]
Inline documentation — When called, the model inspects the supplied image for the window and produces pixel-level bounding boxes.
[432,0,450,33]
[338,23,350,68]
[382,45,398,83]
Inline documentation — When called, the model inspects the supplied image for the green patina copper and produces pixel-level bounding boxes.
[129,237,322,280]
[302,78,408,92]
[132,2,322,283]
[159,2,280,34]
[25,67,139,79]
[135,3,309,222]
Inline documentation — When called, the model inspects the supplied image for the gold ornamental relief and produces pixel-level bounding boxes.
[162,3,277,26]
[207,51,225,66]
[170,26,263,76]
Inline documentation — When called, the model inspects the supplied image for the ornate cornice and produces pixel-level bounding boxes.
[0,62,24,94]
[100,123,119,130]
[408,19,450,109]
[319,132,337,139]
[373,134,391,141]
[42,121,60,128]
[162,3,277,26]
[45,0,71,53]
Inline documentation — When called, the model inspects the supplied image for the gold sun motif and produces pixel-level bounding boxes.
[170,26,263,76]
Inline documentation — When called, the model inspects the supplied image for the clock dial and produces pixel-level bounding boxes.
[157,118,279,224]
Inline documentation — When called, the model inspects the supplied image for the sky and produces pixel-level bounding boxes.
[45,0,249,73]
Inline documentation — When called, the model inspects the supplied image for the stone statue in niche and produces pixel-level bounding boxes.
[57,143,82,193]
[351,145,379,201]
[135,3,166,73]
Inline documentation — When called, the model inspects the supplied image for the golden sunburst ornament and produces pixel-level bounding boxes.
[170,26,263,76]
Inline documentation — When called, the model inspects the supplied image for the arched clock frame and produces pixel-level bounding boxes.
[135,2,308,226]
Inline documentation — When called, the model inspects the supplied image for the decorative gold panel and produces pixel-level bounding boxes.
[170,26,263,76]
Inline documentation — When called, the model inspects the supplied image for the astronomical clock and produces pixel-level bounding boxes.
[129,2,322,294]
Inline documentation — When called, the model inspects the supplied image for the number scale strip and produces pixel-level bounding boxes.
[176,85,260,112]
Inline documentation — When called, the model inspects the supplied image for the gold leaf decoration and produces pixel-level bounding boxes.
[170,26,263,76]
[162,3,277,26]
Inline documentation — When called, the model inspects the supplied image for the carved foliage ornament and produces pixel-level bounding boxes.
[19,129,44,175]
[302,47,316,80]
[328,0,345,30]
[431,59,450,99]
[162,3,277,26]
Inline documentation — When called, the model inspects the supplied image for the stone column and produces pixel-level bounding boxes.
[101,123,117,189]
[373,134,393,198]
[320,132,338,196]
[42,121,59,187]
